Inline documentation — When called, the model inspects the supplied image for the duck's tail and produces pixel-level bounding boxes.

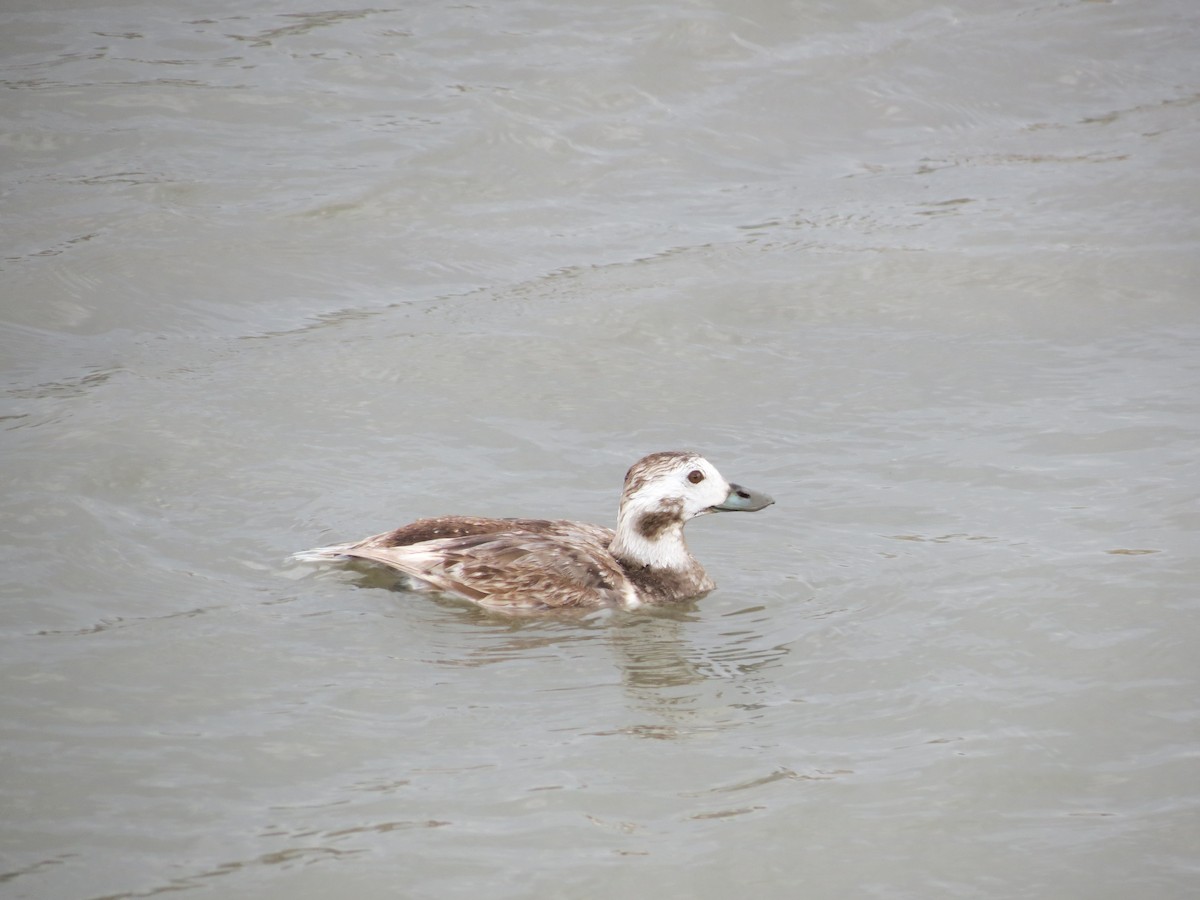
[289,542,357,563]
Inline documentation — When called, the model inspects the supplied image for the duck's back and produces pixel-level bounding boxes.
[302,516,623,610]
[345,519,629,610]
[374,516,615,550]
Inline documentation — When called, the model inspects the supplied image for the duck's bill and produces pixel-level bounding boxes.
[712,483,774,512]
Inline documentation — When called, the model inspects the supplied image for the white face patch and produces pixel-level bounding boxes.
[677,457,735,518]
[624,454,732,522]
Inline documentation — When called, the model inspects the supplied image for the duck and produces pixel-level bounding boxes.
[293,451,774,611]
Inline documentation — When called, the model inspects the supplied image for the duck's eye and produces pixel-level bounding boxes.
[687,469,705,484]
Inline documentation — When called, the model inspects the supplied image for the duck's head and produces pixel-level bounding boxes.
[612,451,774,566]
[621,451,774,520]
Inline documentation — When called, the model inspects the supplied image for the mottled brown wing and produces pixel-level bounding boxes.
[372,516,540,548]
[344,530,629,610]
[365,517,614,551]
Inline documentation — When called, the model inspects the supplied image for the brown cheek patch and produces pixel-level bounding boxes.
[636,510,677,540]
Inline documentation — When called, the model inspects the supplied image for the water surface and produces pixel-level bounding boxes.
[2,1,1198,898]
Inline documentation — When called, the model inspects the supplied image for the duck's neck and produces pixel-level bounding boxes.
[611,506,688,566]
[609,513,710,607]
[610,511,714,603]
[614,520,681,564]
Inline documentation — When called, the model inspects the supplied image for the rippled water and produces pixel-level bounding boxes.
[3,1,1198,898]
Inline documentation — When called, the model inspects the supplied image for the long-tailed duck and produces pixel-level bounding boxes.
[294,451,773,611]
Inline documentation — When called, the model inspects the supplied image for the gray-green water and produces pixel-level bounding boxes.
[3,1,1198,897]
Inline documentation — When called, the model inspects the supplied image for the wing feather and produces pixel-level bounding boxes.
[341,530,630,610]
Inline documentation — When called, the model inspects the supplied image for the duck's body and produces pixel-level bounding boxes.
[294,451,773,611]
